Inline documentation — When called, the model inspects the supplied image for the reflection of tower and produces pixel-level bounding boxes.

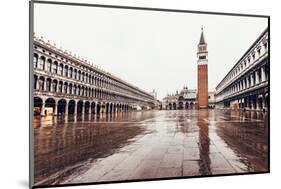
[197,27,209,109]
[198,110,211,175]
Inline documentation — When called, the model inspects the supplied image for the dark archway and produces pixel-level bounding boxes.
[96,103,101,114]
[33,97,43,116]
[91,102,96,114]
[57,99,67,115]
[185,102,189,109]
[178,102,183,110]
[106,103,109,113]
[68,100,75,114]
[173,102,177,110]
[45,98,56,116]
[85,101,90,114]
[190,102,194,109]
[77,100,83,114]
[168,103,172,110]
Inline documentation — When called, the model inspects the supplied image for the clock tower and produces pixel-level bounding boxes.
[197,27,208,109]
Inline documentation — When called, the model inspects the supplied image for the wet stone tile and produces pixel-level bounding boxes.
[183,147,200,160]
[167,146,184,154]
[182,160,201,176]
[99,168,132,182]
[156,167,182,178]
[209,153,236,174]
[129,160,161,180]
[114,156,143,170]
[159,154,183,168]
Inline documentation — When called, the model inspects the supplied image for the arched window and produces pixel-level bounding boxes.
[73,69,77,79]
[77,86,80,95]
[64,65,68,77]
[64,82,68,94]
[82,72,85,82]
[46,78,52,92]
[81,86,84,96]
[53,61,58,73]
[38,56,45,70]
[58,81,63,93]
[46,59,52,72]
[69,83,72,95]
[69,67,73,78]
[33,54,38,68]
[39,76,45,91]
[77,70,81,80]
[52,80,57,92]
[58,63,63,75]
[73,85,76,95]
[33,75,38,90]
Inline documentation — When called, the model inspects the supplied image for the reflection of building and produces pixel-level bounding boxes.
[208,92,215,108]
[33,36,155,116]
[197,27,209,109]
[162,86,197,110]
[215,28,269,111]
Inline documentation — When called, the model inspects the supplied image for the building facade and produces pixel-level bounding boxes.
[197,27,209,109]
[162,87,197,110]
[33,36,156,116]
[215,28,269,111]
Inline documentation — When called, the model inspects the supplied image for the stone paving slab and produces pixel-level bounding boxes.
[182,160,201,176]
[156,167,182,178]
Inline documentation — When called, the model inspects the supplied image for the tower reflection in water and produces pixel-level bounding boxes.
[197,110,211,175]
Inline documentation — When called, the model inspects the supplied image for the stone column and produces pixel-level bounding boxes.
[261,66,266,82]
[255,71,259,85]
[256,96,260,111]
[250,74,254,87]
[54,101,58,115]
[74,100,77,115]
[36,79,39,90]
[89,104,92,115]
[41,103,45,116]
[251,98,255,110]
[65,100,69,115]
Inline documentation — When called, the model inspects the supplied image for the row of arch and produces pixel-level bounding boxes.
[165,101,195,110]
[34,74,126,101]
[33,52,153,101]
[217,34,268,90]
[216,60,269,101]
[34,96,130,116]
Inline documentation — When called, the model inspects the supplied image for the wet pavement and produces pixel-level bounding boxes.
[33,110,268,186]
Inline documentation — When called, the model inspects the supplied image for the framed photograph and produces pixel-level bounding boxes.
[29,1,269,188]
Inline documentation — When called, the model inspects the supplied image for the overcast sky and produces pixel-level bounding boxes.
[34,3,268,99]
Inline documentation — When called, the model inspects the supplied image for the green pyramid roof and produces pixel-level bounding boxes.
[199,27,206,44]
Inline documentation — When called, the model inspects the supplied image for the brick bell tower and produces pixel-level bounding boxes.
[197,26,208,109]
